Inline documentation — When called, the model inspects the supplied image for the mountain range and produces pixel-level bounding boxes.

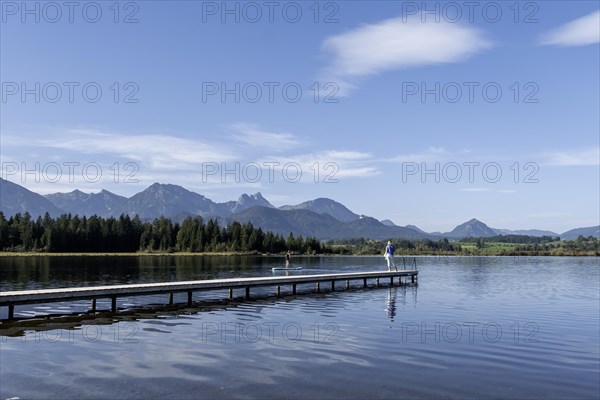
[1,178,598,240]
[44,182,274,220]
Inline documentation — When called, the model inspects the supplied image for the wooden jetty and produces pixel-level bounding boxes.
[0,270,418,320]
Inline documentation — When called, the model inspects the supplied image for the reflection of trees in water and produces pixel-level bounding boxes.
[0,256,50,291]
[170,255,288,279]
[0,256,142,290]
[1,255,292,290]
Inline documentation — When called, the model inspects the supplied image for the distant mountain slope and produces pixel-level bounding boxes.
[228,207,327,237]
[346,216,428,240]
[122,183,218,219]
[0,178,64,217]
[493,228,559,237]
[280,198,359,222]
[445,218,497,238]
[405,224,428,234]
[380,219,397,227]
[217,192,274,215]
[45,189,127,217]
[561,226,600,240]
[229,206,429,240]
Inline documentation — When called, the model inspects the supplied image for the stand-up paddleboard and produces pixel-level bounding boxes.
[272,266,302,271]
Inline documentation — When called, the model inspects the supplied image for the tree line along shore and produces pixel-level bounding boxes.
[0,212,598,256]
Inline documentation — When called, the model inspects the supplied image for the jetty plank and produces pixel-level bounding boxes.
[0,270,418,319]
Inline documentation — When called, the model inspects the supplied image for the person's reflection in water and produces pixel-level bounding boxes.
[386,287,397,322]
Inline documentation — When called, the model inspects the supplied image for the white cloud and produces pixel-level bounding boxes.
[544,148,600,166]
[230,123,300,151]
[321,16,492,95]
[541,10,600,46]
[36,129,238,170]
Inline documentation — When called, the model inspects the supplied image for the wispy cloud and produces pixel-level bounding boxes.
[460,188,516,193]
[544,148,600,166]
[258,150,379,180]
[230,123,301,151]
[387,147,552,166]
[6,125,388,186]
[540,10,600,46]
[388,147,453,163]
[315,150,372,161]
[298,150,379,178]
[36,129,238,169]
[320,16,492,95]
[9,126,383,188]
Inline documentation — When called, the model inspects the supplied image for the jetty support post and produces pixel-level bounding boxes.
[111,296,117,313]
[91,298,96,312]
[187,291,193,306]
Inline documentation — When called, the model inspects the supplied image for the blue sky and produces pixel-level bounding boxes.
[1,1,599,233]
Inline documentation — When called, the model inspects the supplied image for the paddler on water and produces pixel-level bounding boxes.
[285,250,292,268]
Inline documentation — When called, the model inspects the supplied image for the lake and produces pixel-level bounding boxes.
[0,255,598,399]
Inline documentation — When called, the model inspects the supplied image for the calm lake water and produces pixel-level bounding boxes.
[0,256,598,399]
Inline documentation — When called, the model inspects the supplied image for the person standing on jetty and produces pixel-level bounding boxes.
[384,240,396,271]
